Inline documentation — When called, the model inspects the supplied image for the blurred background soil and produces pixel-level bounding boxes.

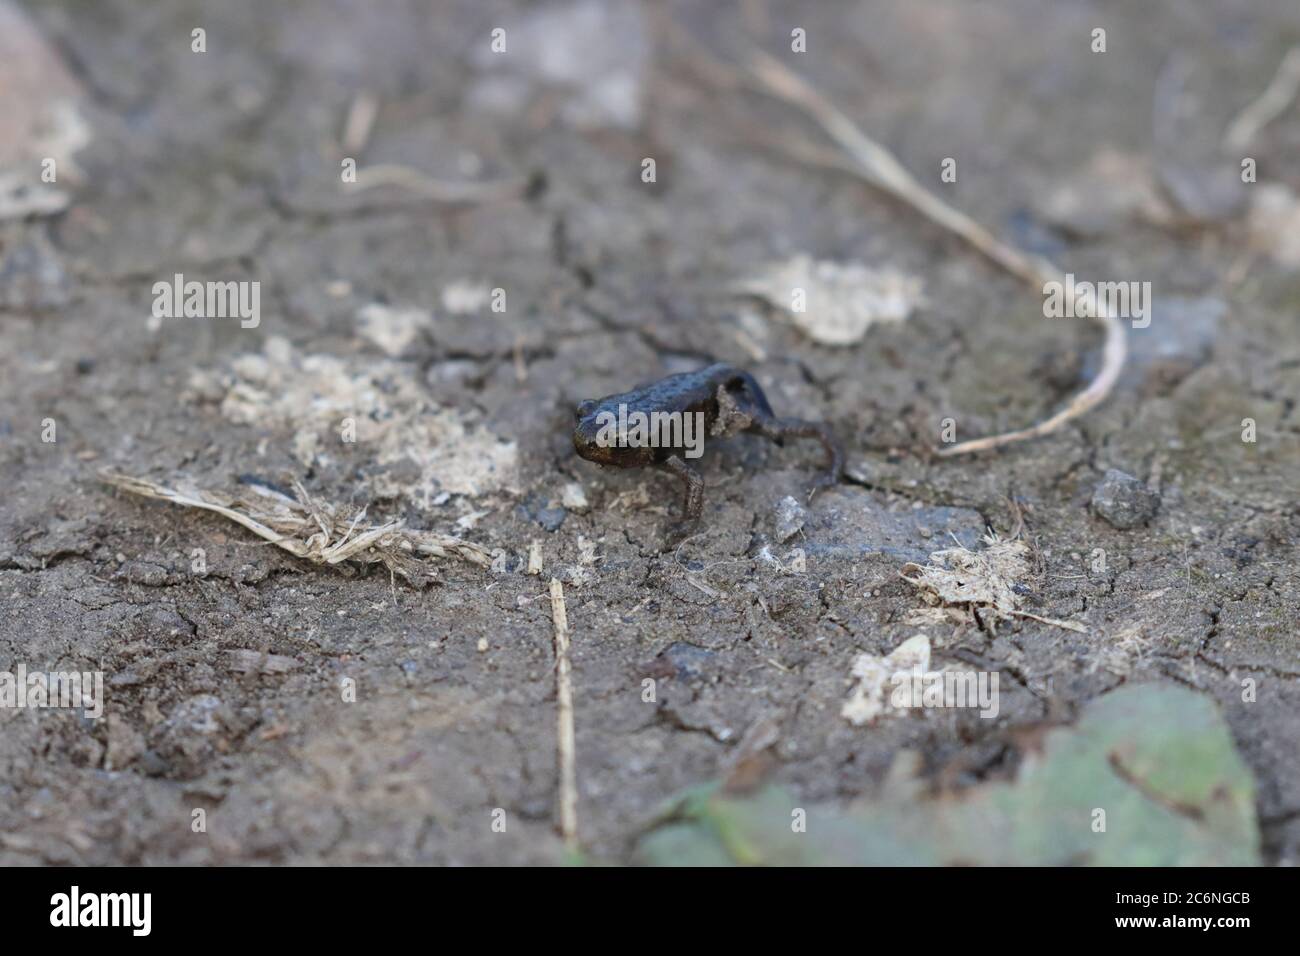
[0,0,1297,864]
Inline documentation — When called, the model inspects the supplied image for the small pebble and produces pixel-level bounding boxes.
[773,495,808,543]
[561,482,589,512]
[662,642,716,681]
[1091,469,1160,529]
[536,507,566,532]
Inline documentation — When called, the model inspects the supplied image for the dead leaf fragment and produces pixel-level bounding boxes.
[356,302,430,356]
[902,532,1029,617]
[901,533,1083,633]
[734,255,922,346]
[1247,184,1300,268]
[841,634,937,726]
[0,3,92,219]
[194,336,518,503]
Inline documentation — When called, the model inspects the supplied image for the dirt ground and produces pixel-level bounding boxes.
[1,0,1297,865]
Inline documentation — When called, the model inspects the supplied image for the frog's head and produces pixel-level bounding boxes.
[573,399,614,464]
[572,399,654,467]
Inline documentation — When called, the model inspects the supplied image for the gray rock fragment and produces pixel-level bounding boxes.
[662,642,716,681]
[772,495,808,543]
[1091,469,1159,529]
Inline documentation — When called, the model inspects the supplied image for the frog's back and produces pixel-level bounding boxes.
[600,363,736,416]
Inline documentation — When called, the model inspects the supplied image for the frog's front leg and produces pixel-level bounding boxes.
[662,454,705,521]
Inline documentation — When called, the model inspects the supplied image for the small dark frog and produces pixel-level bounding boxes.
[572,363,842,526]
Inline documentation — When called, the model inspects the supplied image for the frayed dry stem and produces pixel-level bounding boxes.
[101,471,494,581]
[744,49,1126,457]
[901,531,1085,634]
[549,578,578,849]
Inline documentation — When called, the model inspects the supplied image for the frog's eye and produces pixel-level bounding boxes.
[575,400,597,420]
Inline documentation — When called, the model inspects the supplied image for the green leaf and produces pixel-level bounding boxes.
[635,683,1258,866]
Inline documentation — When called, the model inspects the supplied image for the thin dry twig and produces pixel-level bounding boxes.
[743,49,1127,457]
[1009,610,1088,633]
[341,91,380,155]
[1223,46,1300,152]
[342,163,526,204]
[549,578,578,849]
[101,471,494,581]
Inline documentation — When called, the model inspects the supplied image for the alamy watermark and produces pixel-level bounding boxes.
[890,668,999,718]
[50,886,150,936]
[152,273,260,328]
[589,404,706,458]
[0,665,104,719]
[1043,272,1151,328]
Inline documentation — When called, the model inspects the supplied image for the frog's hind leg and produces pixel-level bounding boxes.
[751,417,844,492]
[662,454,705,521]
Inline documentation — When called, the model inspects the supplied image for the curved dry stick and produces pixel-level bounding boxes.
[936,282,1125,456]
[1223,46,1300,152]
[745,49,1126,457]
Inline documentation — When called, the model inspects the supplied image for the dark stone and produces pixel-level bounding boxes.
[1091,469,1159,529]
[661,642,716,681]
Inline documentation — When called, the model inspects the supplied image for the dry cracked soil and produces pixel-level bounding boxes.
[0,0,1297,865]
